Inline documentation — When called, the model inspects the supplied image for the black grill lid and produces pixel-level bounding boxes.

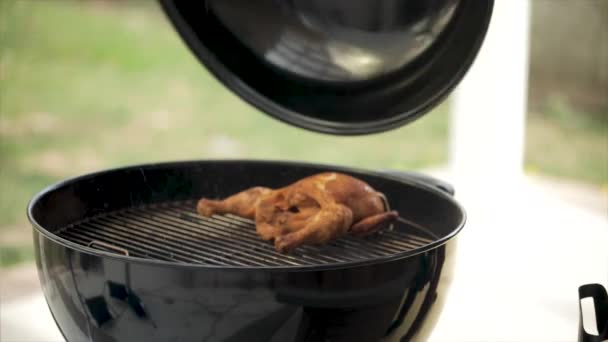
[159,0,493,135]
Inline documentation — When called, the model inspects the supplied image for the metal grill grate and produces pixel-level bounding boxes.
[57,201,436,267]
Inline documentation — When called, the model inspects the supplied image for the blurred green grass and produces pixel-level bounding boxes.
[0,245,35,268]
[0,1,606,267]
[526,96,607,184]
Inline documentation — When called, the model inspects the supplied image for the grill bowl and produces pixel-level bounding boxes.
[28,160,464,341]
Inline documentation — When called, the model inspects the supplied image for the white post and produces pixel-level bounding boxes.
[449,0,531,196]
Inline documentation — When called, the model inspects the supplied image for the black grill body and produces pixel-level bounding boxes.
[29,160,464,342]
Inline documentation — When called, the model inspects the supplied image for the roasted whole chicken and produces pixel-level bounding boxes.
[197,172,399,253]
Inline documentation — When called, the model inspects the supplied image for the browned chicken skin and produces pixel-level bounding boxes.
[197,173,398,253]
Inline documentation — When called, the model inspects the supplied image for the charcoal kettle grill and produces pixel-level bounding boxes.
[28,1,497,341]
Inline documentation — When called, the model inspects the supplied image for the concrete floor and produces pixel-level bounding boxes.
[1,173,606,342]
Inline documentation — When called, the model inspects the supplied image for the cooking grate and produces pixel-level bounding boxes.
[57,201,436,267]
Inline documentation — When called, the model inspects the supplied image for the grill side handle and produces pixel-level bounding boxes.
[579,283,608,342]
[380,170,455,196]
